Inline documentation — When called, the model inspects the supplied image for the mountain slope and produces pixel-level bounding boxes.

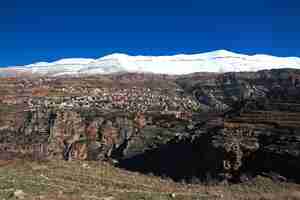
[2,50,300,76]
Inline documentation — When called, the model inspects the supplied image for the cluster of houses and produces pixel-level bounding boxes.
[27,87,200,114]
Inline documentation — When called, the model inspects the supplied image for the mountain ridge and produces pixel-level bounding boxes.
[2,50,300,76]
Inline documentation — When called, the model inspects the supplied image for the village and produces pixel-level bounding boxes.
[25,86,200,119]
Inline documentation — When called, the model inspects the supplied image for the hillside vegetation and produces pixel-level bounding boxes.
[1,159,300,200]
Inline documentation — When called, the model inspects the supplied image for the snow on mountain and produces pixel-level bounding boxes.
[2,50,300,76]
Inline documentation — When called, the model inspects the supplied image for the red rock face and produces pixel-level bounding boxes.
[86,121,98,141]
[70,142,87,160]
[134,112,146,130]
[49,110,85,159]
[101,121,119,147]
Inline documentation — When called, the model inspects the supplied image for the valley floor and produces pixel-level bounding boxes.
[1,159,300,200]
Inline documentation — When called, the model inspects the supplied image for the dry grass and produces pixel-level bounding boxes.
[0,159,300,200]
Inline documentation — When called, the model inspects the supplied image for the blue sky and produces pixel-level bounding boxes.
[1,0,300,66]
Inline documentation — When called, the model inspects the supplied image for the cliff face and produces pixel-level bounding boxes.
[2,107,189,163]
[172,69,300,182]
[1,69,300,183]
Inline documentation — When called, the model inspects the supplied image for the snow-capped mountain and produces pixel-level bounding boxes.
[2,50,300,76]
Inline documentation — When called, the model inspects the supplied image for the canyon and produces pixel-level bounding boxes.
[0,69,300,185]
